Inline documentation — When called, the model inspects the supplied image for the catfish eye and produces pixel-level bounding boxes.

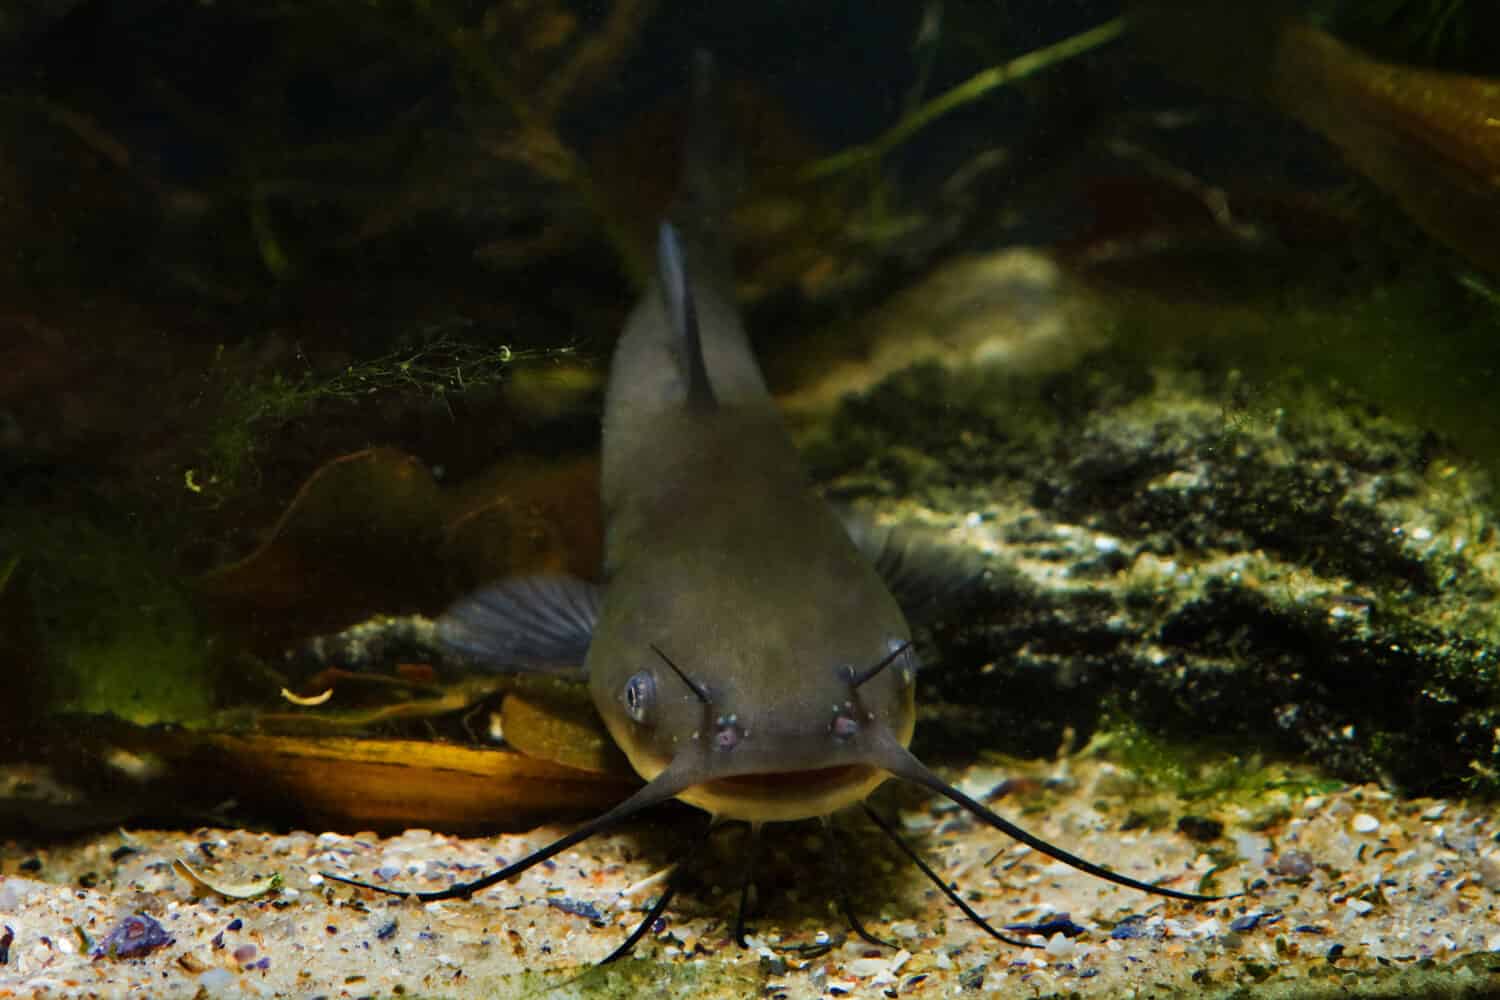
[622,671,656,724]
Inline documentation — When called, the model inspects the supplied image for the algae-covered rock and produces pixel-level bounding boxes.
[809,342,1500,799]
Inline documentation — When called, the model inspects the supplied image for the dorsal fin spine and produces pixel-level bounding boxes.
[658,220,717,411]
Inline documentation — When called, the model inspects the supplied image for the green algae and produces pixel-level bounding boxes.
[190,327,535,501]
[376,958,763,1000]
[1088,711,1346,807]
[1094,268,1500,492]
[809,283,1500,798]
[1,502,216,726]
[1202,949,1500,1000]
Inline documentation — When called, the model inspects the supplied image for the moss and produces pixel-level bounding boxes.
[191,329,537,500]
[1,502,216,725]
[55,624,212,723]
[565,958,763,997]
[814,275,1500,797]
[1096,269,1500,492]
[1203,948,1500,999]
[1087,712,1345,808]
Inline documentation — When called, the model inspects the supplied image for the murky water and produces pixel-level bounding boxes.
[3,3,1499,996]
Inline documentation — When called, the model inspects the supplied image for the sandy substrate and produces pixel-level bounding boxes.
[2,755,1499,999]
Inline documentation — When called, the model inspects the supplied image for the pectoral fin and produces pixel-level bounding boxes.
[438,575,601,676]
[843,515,989,625]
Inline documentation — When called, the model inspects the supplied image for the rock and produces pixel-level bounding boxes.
[811,354,1500,797]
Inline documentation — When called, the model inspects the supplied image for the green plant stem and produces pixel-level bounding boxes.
[419,0,649,288]
[801,16,1127,182]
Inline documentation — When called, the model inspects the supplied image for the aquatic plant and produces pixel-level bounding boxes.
[1096,266,1500,483]
[189,324,545,501]
[9,0,655,299]
[1089,711,1345,806]
[800,17,1127,183]
[0,502,216,725]
[1321,0,1489,67]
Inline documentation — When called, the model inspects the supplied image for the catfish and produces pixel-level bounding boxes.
[325,52,1228,960]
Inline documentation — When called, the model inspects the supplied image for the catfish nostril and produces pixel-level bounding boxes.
[713,714,743,751]
[831,703,859,741]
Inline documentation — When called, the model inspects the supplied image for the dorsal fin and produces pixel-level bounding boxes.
[658,220,717,411]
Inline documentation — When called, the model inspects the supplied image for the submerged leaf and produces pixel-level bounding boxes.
[193,732,635,832]
[198,448,601,653]
[499,690,633,777]
[173,858,283,900]
[198,448,446,649]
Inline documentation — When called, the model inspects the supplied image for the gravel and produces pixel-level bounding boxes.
[3,755,1499,998]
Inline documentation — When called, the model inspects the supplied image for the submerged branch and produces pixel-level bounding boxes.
[421,0,651,287]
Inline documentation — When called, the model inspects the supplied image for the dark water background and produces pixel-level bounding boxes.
[3,0,1499,832]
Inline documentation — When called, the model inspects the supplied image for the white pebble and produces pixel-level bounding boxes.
[1346,898,1375,915]
[1233,832,1270,863]
[1477,848,1500,887]
[1352,814,1381,834]
[847,957,887,978]
[1045,933,1076,959]
[199,968,236,992]
[0,879,42,910]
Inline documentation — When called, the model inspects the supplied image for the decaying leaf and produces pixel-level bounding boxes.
[499,689,633,776]
[197,448,447,649]
[173,858,283,899]
[197,447,601,653]
[194,732,636,832]
[14,712,638,833]
[257,676,504,731]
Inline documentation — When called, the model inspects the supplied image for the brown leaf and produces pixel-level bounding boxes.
[197,447,601,653]
[195,732,635,833]
[499,690,633,778]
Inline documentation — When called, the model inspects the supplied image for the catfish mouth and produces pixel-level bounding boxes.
[712,763,868,792]
[681,763,888,823]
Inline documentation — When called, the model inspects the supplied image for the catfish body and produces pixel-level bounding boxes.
[329,53,1225,956]
[591,218,916,820]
